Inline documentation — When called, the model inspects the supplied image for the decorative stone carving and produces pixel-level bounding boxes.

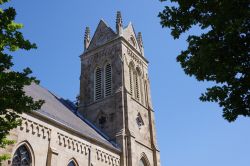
[57,132,90,156]
[19,117,51,141]
[136,113,144,129]
[127,47,143,65]
[96,148,120,166]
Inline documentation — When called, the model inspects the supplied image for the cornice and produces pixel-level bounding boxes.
[80,36,149,64]
[27,111,121,154]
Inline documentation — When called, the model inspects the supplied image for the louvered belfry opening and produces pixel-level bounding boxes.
[129,67,133,95]
[95,67,102,100]
[105,64,112,97]
[135,72,140,100]
[140,78,144,105]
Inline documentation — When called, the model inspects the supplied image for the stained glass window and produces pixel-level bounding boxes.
[68,160,76,166]
[139,159,146,166]
[12,145,32,166]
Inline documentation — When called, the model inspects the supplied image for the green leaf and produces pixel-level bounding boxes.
[159,0,250,122]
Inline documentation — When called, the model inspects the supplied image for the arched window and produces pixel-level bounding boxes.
[104,63,112,97]
[139,159,146,166]
[68,159,78,166]
[12,145,32,166]
[139,154,150,166]
[95,67,102,100]
[135,67,143,102]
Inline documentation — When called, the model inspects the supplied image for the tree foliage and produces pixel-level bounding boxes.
[159,0,250,122]
[0,0,44,160]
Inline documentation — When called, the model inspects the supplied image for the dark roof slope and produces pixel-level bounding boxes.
[24,83,119,151]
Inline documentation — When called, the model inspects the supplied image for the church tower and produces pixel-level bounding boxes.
[79,12,160,166]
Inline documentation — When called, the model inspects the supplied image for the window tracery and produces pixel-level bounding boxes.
[12,145,32,166]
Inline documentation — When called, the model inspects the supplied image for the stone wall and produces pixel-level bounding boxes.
[121,38,160,166]
[79,40,124,143]
[0,113,120,166]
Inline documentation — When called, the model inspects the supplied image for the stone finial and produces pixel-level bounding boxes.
[137,32,143,47]
[137,32,144,56]
[116,11,123,36]
[84,26,90,50]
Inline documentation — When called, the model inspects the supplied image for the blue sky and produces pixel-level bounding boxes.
[6,0,250,165]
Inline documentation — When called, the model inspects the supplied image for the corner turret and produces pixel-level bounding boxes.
[137,32,144,56]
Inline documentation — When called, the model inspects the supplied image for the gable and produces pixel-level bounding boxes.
[88,20,117,50]
[123,23,141,53]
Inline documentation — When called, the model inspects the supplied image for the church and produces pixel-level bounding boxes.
[1,12,161,166]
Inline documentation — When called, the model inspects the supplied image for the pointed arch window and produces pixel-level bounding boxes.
[12,145,32,166]
[139,154,150,166]
[130,64,146,105]
[139,159,146,166]
[104,63,112,97]
[135,67,143,102]
[95,67,102,100]
[68,159,78,166]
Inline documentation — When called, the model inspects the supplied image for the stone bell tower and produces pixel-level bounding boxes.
[78,12,160,166]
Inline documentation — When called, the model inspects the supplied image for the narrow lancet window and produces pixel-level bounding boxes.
[105,63,112,97]
[140,78,144,105]
[95,67,102,100]
[135,72,140,100]
[129,65,134,95]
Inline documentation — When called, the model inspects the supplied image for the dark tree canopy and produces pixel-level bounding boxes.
[159,0,250,122]
[0,0,44,160]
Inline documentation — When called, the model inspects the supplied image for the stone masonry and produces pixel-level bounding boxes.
[0,12,160,166]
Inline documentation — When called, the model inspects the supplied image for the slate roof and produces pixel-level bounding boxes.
[23,83,119,151]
